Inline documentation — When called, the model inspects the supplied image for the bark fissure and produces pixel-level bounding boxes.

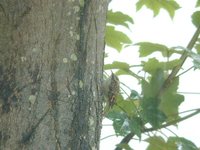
[0,66,17,113]
[70,0,92,149]
[49,45,61,149]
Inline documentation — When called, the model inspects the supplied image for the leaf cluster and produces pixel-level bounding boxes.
[104,0,200,149]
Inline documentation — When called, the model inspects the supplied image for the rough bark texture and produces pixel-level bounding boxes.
[0,0,109,149]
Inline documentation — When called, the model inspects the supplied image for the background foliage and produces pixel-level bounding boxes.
[103,0,200,149]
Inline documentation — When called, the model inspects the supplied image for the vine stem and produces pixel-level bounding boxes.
[115,25,200,150]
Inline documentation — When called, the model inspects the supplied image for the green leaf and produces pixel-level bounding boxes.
[106,110,130,136]
[150,69,165,97]
[195,40,200,54]
[130,90,140,99]
[104,61,130,70]
[159,78,184,121]
[142,69,165,98]
[105,26,132,52]
[107,10,134,29]
[141,97,167,128]
[142,58,162,74]
[141,79,152,98]
[115,69,131,76]
[117,100,138,117]
[193,59,200,69]
[159,0,180,18]
[115,69,144,81]
[136,0,160,16]
[141,69,168,128]
[192,11,200,28]
[169,137,199,150]
[160,93,184,121]
[136,0,180,18]
[129,117,143,139]
[146,136,165,150]
[136,42,169,57]
[146,136,177,150]
[136,42,183,58]
[116,143,133,150]
[142,58,181,74]
[196,0,200,7]
[185,49,200,69]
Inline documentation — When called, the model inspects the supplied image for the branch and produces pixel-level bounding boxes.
[115,109,200,150]
[159,25,200,96]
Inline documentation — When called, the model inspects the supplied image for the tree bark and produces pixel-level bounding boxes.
[0,0,109,149]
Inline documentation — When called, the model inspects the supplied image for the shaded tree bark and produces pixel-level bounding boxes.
[0,0,109,149]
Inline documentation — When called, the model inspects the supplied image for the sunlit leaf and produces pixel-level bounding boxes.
[117,100,138,117]
[192,11,200,28]
[159,78,184,121]
[160,93,184,121]
[104,61,130,70]
[107,10,134,29]
[146,136,177,150]
[115,69,131,76]
[136,42,169,57]
[142,58,180,74]
[142,58,162,74]
[115,69,144,81]
[136,0,180,18]
[165,59,181,70]
[136,42,184,58]
[105,26,132,51]
[146,136,166,150]
[160,0,180,18]
[136,0,160,16]
[145,136,177,150]
[196,0,200,7]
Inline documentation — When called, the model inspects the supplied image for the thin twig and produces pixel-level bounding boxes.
[164,127,178,137]
[177,66,194,77]
[101,134,117,140]
[178,91,200,95]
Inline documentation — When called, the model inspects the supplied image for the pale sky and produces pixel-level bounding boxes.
[101,0,200,149]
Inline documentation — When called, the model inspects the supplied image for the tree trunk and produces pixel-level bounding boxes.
[0,0,109,149]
